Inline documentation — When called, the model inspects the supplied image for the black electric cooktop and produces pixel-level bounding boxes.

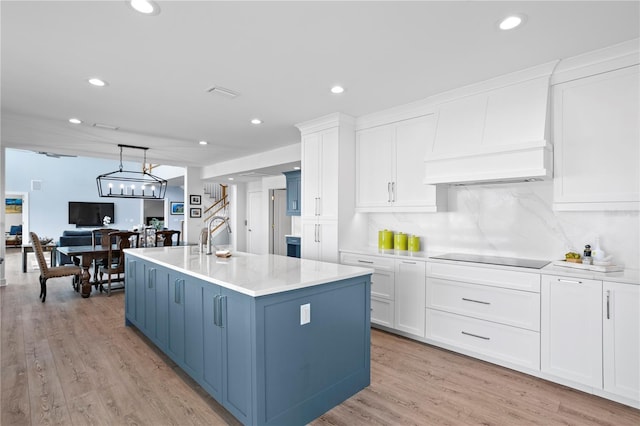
[430,253,550,269]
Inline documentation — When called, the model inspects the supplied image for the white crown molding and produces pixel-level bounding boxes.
[551,38,640,85]
[295,112,355,135]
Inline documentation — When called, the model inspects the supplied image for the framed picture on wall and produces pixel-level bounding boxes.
[5,198,22,214]
[170,202,184,215]
[190,194,201,205]
[189,208,202,218]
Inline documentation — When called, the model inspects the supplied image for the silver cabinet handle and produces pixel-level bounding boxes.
[461,331,490,341]
[401,260,416,264]
[462,297,491,305]
[292,200,297,210]
[148,268,155,288]
[387,182,392,203]
[606,290,611,320]
[213,294,219,326]
[558,278,583,284]
[391,182,396,202]
[219,295,226,328]
[316,224,321,243]
[315,197,320,216]
[358,260,374,264]
[174,279,182,304]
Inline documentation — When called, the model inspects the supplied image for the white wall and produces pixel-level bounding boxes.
[365,181,640,270]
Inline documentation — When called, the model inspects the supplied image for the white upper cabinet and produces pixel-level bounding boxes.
[301,127,339,220]
[356,115,445,212]
[356,125,395,208]
[297,113,356,263]
[553,64,639,210]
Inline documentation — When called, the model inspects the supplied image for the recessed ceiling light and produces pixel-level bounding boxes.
[88,78,107,87]
[68,118,82,124]
[293,166,301,170]
[199,140,208,145]
[330,86,345,94]
[129,0,160,15]
[498,15,525,30]
[228,177,235,181]
[251,118,263,125]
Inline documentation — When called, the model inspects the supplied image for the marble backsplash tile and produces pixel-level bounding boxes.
[366,181,640,270]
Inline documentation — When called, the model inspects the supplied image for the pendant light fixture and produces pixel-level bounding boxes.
[96,144,168,199]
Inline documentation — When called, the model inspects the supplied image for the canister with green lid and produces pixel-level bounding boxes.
[394,232,408,251]
[408,235,420,252]
[379,229,394,250]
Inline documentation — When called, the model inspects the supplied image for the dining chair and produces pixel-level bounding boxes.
[98,231,139,296]
[30,232,82,303]
[155,230,181,246]
[91,228,114,288]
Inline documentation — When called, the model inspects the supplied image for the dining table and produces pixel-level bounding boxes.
[56,244,118,298]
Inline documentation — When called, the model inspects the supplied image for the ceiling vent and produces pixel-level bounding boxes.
[206,86,239,99]
[92,123,120,131]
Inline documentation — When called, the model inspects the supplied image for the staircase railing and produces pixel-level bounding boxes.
[202,184,229,237]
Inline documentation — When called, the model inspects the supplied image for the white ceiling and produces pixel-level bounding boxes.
[2,1,638,175]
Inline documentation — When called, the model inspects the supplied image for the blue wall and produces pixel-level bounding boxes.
[5,149,183,240]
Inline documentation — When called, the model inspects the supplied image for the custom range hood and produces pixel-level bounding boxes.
[424,61,558,185]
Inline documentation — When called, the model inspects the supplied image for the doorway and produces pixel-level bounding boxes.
[270,189,290,256]
[247,191,262,254]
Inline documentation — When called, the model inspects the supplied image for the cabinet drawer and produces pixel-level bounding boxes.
[426,308,540,370]
[427,278,540,331]
[341,252,394,271]
[371,270,394,300]
[371,297,394,328]
[427,262,540,292]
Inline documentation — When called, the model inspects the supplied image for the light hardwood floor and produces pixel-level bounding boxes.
[1,248,639,425]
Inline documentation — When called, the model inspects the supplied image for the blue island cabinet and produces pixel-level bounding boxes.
[125,255,371,426]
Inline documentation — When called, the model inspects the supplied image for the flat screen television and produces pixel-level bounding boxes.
[68,202,115,227]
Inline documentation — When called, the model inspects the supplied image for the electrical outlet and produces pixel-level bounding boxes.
[300,303,310,325]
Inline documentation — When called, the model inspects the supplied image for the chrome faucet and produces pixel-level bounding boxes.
[206,216,231,255]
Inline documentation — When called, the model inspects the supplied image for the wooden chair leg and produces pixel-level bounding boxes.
[41,278,47,303]
[39,276,44,300]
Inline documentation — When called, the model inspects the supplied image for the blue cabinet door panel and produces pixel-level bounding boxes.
[184,280,204,378]
[168,273,185,363]
[283,170,301,216]
[145,267,157,339]
[125,259,137,322]
[202,284,223,400]
[222,289,253,424]
[155,268,169,349]
[134,260,146,328]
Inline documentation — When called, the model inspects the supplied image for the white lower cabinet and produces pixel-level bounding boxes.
[426,261,541,370]
[370,297,394,328]
[341,252,639,408]
[541,275,603,388]
[340,252,395,328]
[301,219,338,263]
[394,259,426,337]
[426,309,540,370]
[603,281,640,402]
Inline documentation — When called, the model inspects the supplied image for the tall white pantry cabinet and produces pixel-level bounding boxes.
[296,113,356,263]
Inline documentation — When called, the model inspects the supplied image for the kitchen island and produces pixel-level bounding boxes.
[123,246,372,426]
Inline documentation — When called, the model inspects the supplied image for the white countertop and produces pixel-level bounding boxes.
[125,246,373,297]
[340,247,639,284]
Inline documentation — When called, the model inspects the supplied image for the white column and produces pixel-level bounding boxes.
[184,166,203,244]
